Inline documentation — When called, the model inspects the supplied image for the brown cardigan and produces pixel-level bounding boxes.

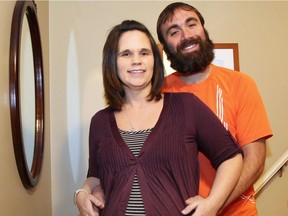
[88,93,242,216]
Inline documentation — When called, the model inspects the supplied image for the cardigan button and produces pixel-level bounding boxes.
[131,159,137,165]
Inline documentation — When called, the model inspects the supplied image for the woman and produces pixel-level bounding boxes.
[75,20,243,216]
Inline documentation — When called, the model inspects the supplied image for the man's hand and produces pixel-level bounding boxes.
[75,186,105,216]
[182,195,218,216]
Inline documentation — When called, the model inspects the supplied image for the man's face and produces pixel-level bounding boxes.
[161,9,206,54]
[160,8,214,75]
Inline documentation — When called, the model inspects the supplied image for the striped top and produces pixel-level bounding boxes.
[119,129,152,216]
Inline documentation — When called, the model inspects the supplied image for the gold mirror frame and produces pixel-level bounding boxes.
[9,0,44,189]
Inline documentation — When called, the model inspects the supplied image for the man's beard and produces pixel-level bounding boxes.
[164,35,214,76]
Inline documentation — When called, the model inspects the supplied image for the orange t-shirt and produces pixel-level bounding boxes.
[163,64,273,216]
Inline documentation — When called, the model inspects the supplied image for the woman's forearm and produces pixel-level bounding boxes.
[208,154,243,211]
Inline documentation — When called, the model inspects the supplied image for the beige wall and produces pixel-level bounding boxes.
[1,1,287,216]
[0,1,51,216]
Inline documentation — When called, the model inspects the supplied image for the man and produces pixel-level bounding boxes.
[157,2,272,216]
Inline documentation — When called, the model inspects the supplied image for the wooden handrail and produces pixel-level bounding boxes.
[254,149,288,195]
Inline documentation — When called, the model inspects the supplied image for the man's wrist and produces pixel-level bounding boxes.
[73,188,89,205]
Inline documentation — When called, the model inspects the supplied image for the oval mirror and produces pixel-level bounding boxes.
[9,0,44,189]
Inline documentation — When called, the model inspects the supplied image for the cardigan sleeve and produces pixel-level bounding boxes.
[183,93,243,169]
[87,108,113,178]
[87,114,101,178]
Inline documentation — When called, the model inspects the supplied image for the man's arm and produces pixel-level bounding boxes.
[75,177,105,216]
[221,138,266,209]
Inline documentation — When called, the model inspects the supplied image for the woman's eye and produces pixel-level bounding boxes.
[140,49,152,56]
[119,51,130,57]
[141,51,148,56]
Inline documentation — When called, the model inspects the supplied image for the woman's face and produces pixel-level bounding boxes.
[117,30,154,93]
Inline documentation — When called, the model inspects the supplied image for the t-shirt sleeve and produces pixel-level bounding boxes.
[233,74,273,145]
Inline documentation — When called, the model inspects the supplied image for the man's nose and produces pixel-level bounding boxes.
[181,27,191,41]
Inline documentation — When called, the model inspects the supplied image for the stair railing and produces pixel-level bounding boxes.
[254,149,288,195]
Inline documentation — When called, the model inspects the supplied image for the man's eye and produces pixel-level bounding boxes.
[170,30,179,37]
[189,23,196,28]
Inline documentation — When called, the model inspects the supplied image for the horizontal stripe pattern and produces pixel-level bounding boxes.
[119,129,152,216]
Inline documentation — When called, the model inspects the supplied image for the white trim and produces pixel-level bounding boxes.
[254,149,288,195]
